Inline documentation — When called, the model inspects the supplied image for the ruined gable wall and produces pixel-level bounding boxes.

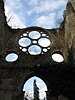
[65,0,75,63]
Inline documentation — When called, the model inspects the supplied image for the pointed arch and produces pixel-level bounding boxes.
[22,76,48,100]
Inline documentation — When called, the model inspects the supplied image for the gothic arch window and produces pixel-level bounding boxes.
[4,0,68,29]
[23,76,47,100]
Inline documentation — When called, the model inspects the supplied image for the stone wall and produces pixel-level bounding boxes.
[0,0,75,100]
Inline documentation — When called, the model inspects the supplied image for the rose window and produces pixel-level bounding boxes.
[19,31,51,55]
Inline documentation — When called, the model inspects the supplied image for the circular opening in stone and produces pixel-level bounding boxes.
[28,45,41,55]
[52,53,64,63]
[43,48,48,52]
[5,53,18,62]
[29,31,41,39]
[42,34,46,37]
[22,48,27,52]
[38,38,51,47]
[19,37,31,47]
[33,40,37,44]
[23,33,27,36]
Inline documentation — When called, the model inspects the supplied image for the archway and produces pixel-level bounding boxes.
[23,76,47,100]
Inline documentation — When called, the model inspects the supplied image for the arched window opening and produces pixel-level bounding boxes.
[4,0,68,29]
[23,76,47,100]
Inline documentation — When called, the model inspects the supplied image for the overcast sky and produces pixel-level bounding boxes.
[4,0,68,29]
